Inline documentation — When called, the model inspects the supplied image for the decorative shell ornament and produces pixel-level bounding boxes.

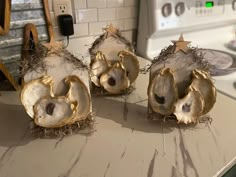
[147,35,216,124]
[20,24,93,135]
[89,24,139,95]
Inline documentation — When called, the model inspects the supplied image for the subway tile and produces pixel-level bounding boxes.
[123,18,137,30]
[72,10,77,24]
[76,9,98,23]
[87,0,106,8]
[74,10,79,24]
[98,8,116,21]
[107,19,124,30]
[73,0,87,9]
[53,27,65,40]
[124,0,138,6]
[89,22,107,35]
[107,0,124,7]
[132,7,138,17]
[74,23,89,37]
[116,7,137,19]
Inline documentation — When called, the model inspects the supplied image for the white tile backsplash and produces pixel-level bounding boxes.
[73,0,87,9]
[124,0,138,6]
[116,7,137,19]
[107,0,124,7]
[98,8,116,21]
[89,22,107,35]
[74,23,89,37]
[107,19,124,30]
[76,9,98,23]
[53,27,65,40]
[124,18,137,30]
[87,0,106,8]
[51,0,139,46]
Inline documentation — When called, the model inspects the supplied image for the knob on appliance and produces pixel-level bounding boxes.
[162,3,172,17]
[175,2,185,16]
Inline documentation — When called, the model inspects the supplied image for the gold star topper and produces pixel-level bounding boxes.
[171,34,191,53]
[103,23,119,38]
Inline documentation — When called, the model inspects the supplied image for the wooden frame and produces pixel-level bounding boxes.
[42,0,63,51]
[22,23,39,59]
[0,0,19,91]
[0,61,19,90]
[0,0,11,35]
[20,23,40,86]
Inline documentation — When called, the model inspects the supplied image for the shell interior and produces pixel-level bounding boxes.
[34,96,77,128]
[100,62,130,94]
[190,69,216,115]
[90,51,109,87]
[148,68,178,115]
[174,89,204,124]
[21,75,53,118]
[65,75,91,122]
[118,50,139,84]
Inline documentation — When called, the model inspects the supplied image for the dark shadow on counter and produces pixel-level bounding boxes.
[0,103,34,147]
[92,96,201,134]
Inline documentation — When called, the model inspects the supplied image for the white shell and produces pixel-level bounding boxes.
[118,50,139,84]
[100,62,130,94]
[174,89,204,124]
[190,69,216,115]
[21,75,53,118]
[148,68,178,115]
[90,51,109,87]
[34,96,77,128]
[65,75,91,122]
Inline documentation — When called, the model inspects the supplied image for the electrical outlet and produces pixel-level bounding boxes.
[57,4,68,14]
[53,0,73,26]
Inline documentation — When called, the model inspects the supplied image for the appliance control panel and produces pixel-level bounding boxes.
[148,0,236,35]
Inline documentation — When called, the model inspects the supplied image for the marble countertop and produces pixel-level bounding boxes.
[0,58,236,177]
